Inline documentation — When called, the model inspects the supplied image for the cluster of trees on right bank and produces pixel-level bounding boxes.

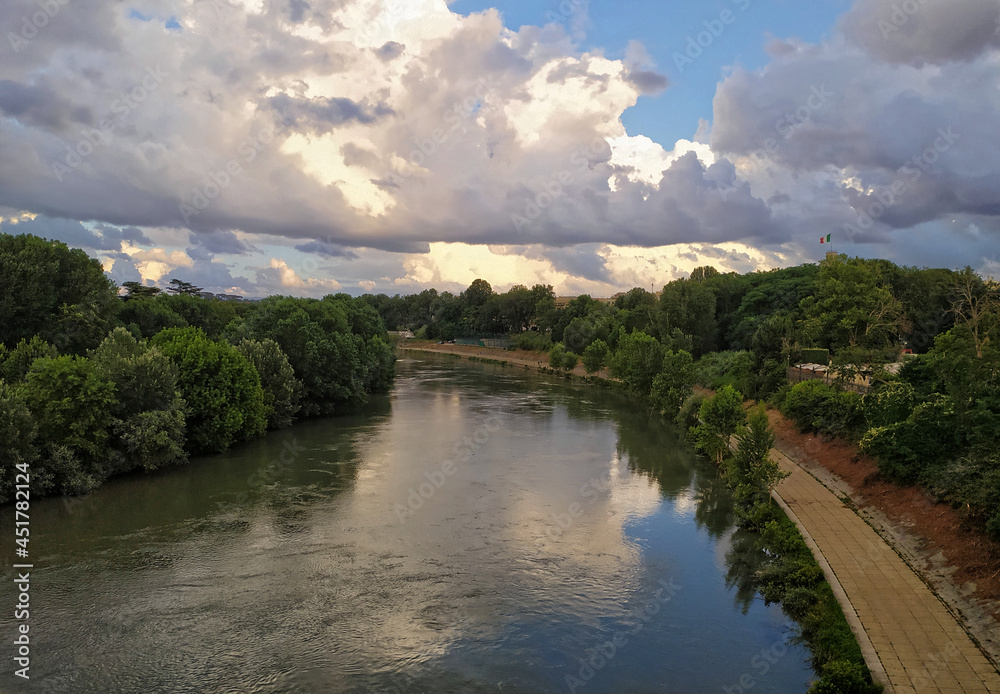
[378,255,999,541]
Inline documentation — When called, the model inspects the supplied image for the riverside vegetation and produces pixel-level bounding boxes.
[0,233,395,500]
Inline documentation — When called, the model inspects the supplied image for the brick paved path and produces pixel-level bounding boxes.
[771,447,1000,694]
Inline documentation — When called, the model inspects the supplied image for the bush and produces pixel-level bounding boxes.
[862,381,918,428]
[781,380,838,432]
[859,394,957,483]
[549,343,568,369]
[808,660,881,694]
[582,339,609,373]
[675,392,707,431]
[693,350,750,390]
[516,331,552,352]
[925,450,1000,541]
[152,327,266,454]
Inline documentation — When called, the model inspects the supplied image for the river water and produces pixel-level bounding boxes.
[1,354,815,693]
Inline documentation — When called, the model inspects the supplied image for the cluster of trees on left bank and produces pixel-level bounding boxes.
[0,233,395,500]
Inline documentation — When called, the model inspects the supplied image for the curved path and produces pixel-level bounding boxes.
[770,447,1000,693]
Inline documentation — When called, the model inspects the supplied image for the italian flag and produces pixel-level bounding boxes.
[820,233,831,244]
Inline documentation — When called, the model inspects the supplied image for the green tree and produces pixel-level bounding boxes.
[650,350,696,417]
[0,336,58,382]
[235,338,302,429]
[610,329,665,394]
[152,327,266,453]
[801,256,905,351]
[0,381,41,498]
[582,339,610,373]
[729,405,788,508]
[121,281,162,299]
[691,385,746,464]
[166,278,203,295]
[23,355,118,494]
[0,233,120,352]
[91,328,188,472]
[658,276,718,356]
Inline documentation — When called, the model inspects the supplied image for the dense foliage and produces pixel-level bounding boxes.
[690,390,881,694]
[0,233,396,501]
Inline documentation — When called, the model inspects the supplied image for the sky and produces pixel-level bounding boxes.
[1,0,998,298]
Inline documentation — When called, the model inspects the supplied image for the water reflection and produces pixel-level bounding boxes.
[0,355,813,694]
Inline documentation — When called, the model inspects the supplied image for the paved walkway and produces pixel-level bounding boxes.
[770,447,1000,694]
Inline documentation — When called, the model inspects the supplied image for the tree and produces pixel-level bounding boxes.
[122,281,162,299]
[610,329,665,394]
[650,350,696,417]
[0,381,41,499]
[0,336,58,383]
[949,267,998,359]
[91,328,188,472]
[691,385,746,464]
[152,327,266,453]
[235,338,302,429]
[730,405,788,508]
[0,233,120,353]
[462,278,494,308]
[166,278,203,295]
[658,276,718,356]
[22,355,119,494]
[582,339,610,373]
[801,256,905,351]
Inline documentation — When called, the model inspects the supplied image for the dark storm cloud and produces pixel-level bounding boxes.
[269,93,392,131]
[294,240,359,259]
[625,70,669,95]
[840,0,1000,66]
[190,230,260,256]
[0,80,90,130]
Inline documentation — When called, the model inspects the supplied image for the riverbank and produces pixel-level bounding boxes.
[401,341,1000,689]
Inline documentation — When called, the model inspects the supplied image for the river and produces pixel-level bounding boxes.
[1,354,815,693]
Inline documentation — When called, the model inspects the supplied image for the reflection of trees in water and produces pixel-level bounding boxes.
[724,527,770,614]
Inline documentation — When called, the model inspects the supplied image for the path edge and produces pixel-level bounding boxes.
[769,484,894,693]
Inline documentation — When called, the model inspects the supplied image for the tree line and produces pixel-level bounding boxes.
[0,233,395,500]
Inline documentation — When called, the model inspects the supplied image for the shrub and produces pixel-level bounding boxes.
[781,380,837,432]
[691,385,746,464]
[516,331,552,352]
[549,343,568,369]
[675,392,707,431]
[859,394,957,483]
[862,381,918,428]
